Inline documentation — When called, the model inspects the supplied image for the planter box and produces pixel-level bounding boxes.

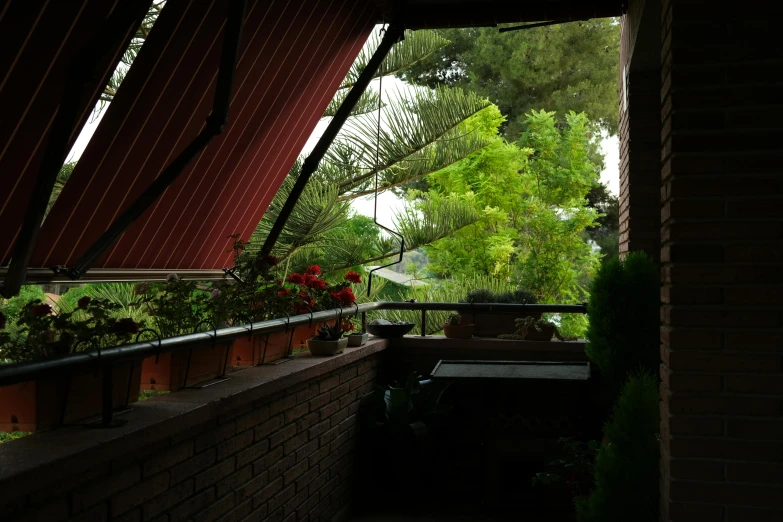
[141,342,233,391]
[460,311,541,338]
[523,325,556,342]
[232,324,318,367]
[443,323,475,339]
[0,361,142,432]
[307,337,348,356]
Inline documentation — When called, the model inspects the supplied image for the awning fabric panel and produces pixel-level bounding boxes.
[33,0,377,271]
[0,0,151,265]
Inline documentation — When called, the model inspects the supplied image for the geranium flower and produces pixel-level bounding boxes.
[262,255,279,266]
[331,288,355,306]
[305,265,322,275]
[306,277,327,291]
[341,319,353,332]
[287,273,305,285]
[278,288,291,296]
[111,318,139,334]
[344,270,362,284]
[77,296,91,309]
[31,303,52,317]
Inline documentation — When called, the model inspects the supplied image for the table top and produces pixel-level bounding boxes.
[430,360,590,380]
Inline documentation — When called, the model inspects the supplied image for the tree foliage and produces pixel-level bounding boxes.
[398,20,620,140]
[425,110,601,305]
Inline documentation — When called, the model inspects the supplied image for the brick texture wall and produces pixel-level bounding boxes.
[0,353,381,522]
[659,1,783,520]
[618,2,662,261]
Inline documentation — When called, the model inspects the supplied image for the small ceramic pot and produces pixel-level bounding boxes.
[306,337,348,356]
[347,332,368,346]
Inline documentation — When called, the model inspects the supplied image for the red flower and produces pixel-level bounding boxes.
[341,319,353,332]
[307,277,327,291]
[0,312,6,329]
[331,288,355,307]
[344,270,362,284]
[303,273,317,285]
[305,265,322,275]
[278,288,291,296]
[287,273,305,285]
[77,296,91,309]
[31,303,52,317]
[262,255,279,266]
[276,280,283,286]
[111,318,139,334]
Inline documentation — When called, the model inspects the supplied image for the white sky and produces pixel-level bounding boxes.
[68,76,620,232]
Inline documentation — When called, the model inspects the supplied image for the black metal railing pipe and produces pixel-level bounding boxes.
[0,301,586,388]
[0,302,380,388]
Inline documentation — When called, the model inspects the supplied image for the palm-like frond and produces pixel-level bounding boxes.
[340,30,450,90]
[252,169,351,262]
[322,89,381,118]
[326,87,490,194]
[337,119,492,200]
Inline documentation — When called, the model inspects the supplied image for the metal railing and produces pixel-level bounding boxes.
[0,301,586,426]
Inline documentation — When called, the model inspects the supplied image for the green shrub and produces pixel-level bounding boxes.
[576,372,660,522]
[585,251,659,398]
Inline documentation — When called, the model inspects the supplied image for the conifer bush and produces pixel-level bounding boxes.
[585,251,659,398]
[575,372,660,522]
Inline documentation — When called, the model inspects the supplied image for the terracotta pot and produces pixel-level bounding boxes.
[307,337,348,356]
[443,323,474,339]
[459,311,542,337]
[522,324,556,342]
[232,329,294,367]
[0,361,142,432]
[292,323,319,351]
[141,341,233,391]
[347,332,368,346]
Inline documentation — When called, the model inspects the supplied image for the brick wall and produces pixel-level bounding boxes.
[659,1,783,520]
[0,344,384,522]
[618,0,662,261]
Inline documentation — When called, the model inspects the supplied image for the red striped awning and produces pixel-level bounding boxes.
[29,0,377,272]
[0,0,151,267]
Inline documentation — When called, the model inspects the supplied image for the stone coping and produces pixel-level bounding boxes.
[0,339,388,506]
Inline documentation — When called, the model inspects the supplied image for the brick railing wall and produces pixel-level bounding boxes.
[0,341,386,522]
[658,1,783,520]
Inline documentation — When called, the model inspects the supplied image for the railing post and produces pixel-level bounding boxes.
[421,309,427,337]
[101,366,113,427]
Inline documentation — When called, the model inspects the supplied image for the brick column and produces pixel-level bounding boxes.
[659,1,783,521]
[618,0,662,262]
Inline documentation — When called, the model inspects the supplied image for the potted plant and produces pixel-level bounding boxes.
[136,274,232,390]
[306,318,348,356]
[498,316,566,342]
[0,297,143,432]
[459,288,540,337]
[443,312,474,339]
[345,317,367,346]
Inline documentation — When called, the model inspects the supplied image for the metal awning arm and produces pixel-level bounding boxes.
[258,22,406,258]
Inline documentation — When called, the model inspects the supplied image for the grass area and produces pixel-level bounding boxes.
[138,389,170,401]
[0,431,30,445]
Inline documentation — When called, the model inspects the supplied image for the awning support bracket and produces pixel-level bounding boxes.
[58,0,247,281]
[258,22,406,259]
[0,0,154,298]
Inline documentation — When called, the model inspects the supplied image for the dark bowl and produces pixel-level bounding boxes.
[366,322,415,338]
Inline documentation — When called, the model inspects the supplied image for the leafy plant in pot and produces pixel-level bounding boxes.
[443,312,474,339]
[498,316,570,342]
[306,316,349,356]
